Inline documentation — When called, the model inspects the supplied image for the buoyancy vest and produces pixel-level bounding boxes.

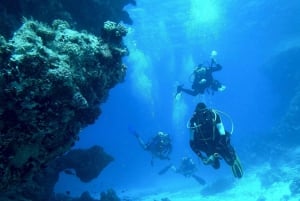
[189,109,217,143]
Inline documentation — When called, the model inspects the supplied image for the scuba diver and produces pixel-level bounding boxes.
[176,51,226,97]
[173,156,198,177]
[133,131,172,165]
[158,156,206,185]
[188,102,243,178]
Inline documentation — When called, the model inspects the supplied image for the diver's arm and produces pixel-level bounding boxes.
[210,63,222,72]
[134,133,148,150]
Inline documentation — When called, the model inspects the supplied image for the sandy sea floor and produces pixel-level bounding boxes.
[119,163,300,201]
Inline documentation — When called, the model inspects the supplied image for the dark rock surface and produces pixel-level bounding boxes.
[50,189,122,201]
[0,18,128,198]
[0,0,136,38]
[33,146,113,201]
[243,47,300,168]
[58,146,113,183]
[0,1,134,200]
[100,189,121,201]
[0,145,113,201]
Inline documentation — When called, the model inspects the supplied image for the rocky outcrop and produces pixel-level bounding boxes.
[51,189,121,201]
[25,146,112,201]
[0,19,128,195]
[0,0,136,38]
[264,47,300,146]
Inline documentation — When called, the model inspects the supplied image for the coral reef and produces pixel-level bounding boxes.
[258,167,289,188]
[100,189,121,201]
[290,178,300,195]
[0,0,136,38]
[0,18,128,198]
[49,189,123,201]
[200,177,235,196]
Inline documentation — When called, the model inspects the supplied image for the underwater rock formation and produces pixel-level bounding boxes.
[100,189,121,201]
[57,145,113,183]
[0,18,128,197]
[264,47,300,146]
[0,0,136,38]
[258,167,289,188]
[51,189,122,201]
[290,177,300,196]
[18,146,113,201]
[51,192,97,201]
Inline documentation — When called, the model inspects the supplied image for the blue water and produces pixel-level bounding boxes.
[55,0,300,198]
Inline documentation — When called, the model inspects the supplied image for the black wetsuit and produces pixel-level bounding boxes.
[189,109,237,168]
[181,64,223,96]
[146,135,172,160]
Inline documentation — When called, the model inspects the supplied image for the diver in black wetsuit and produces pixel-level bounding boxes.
[188,102,243,178]
[176,58,226,96]
[158,156,206,185]
[134,131,172,164]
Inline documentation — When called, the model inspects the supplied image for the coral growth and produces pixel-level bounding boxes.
[0,19,128,195]
[51,189,122,201]
[100,189,121,201]
[0,0,136,38]
[290,177,300,195]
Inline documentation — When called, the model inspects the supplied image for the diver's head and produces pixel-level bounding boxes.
[195,102,207,113]
[196,66,206,74]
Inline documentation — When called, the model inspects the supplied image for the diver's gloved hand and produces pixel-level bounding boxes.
[176,85,183,93]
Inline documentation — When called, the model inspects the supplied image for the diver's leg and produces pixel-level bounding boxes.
[216,136,243,178]
[216,136,236,165]
[190,141,206,160]
[180,87,200,96]
[134,134,148,150]
[191,174,206,185]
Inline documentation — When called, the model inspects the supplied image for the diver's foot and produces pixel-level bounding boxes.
[218,85,226,92]
[232,157,243,178]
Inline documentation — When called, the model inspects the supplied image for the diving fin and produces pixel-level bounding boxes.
[192,174,206,185]
[231,156,243,178]
[158,164,173,175]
